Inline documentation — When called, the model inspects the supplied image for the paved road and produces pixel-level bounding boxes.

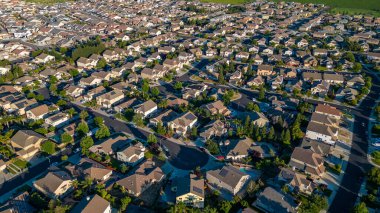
[328,69,379,212]
[74,104,209,170]
[0,154,62,198]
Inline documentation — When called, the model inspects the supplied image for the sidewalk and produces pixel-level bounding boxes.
[366,100,380,168]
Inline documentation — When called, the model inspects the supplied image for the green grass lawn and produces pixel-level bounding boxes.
[201,0,248,4]
[12,159,30,169]
[201,0,380,16]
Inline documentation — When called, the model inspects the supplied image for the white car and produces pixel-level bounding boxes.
[373,138,380,147]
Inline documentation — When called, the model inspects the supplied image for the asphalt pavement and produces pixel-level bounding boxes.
[74,104,209,170]
[328,70,380,212]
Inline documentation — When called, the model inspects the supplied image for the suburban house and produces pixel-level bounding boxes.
[315,104,342,119]
[224,137,252,161]
[72,194,111,213]
[10,130,45,159]
[302,72,322,82]
[203,100,231,116]
[253,187,298,213]
[247,75,264,87]
[96,90,125,108]
[288,147,325,178]
[182,84,208,100]
[10,98,37,115]
[33,169,73,199]
[66,158,112,182]
[305,121,338,145]
[26,104,49,120]
[79,76,103,87]
[300,138,333,157]
[168,112,198,136]
[76,57,98,70]
[257,65,273,76]
[250,142,277,158]
[117,142,145,166]
[34,53,55,64]
[323,73,344,84]
[250,112,270,127]
[206,165,250,195]
[117,160,165,197]
[167,96,189,107]
[199,120,227,140]
[172,174,205,208]
[84,86,107,101]
[277,168,316,195]
[149,109,178,126]
[89,135,129,156]
[45,112,69,127]
[134,100,158,118]
[65,85,84,98]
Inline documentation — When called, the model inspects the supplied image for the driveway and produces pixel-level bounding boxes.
[161,139,209,170]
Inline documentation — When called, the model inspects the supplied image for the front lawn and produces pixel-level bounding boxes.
[13,159,30,169]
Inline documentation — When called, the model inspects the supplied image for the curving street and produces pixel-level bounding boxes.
[74,104,209,171]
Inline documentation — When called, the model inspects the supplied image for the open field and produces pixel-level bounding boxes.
[201,0,248,4]
[201,0,380,16]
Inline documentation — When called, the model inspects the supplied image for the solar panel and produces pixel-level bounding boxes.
[219,168,228,177]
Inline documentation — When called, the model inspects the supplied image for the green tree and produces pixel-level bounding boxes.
[61,155,68,161]
[150,87,160,97]
[61,132,73,144]
[283,129,291,145]
[69,69,80,77]
[219,200,232,213]
[96,58,107,69]
[76,121,89,136]
[353,62,362,72]
[35,127,48,135]
[80,111,89,120]
[120,164,128,174]
[94,116,104,127]
[147,134,157,144]
[259,86,265,100]
[41,141,56,155]
[156,122,166,135]
[191,127,198,138]
[299,195,328,213]
[132,114,144,127]
[67,108,77,118]
[35,94,44,101]
[95,125,110,139]
[368,167,380,186]
[268,126,275,141]
[57,99,67,107]
[120,196,132,211]
[218,70,225,84]
[174,82,183,90]
[344,52,355,62]
[80,136,94,151]
[205,139,219,155]
[353,202,369,213]
[30,192,48,209]
[141,80,149,94]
